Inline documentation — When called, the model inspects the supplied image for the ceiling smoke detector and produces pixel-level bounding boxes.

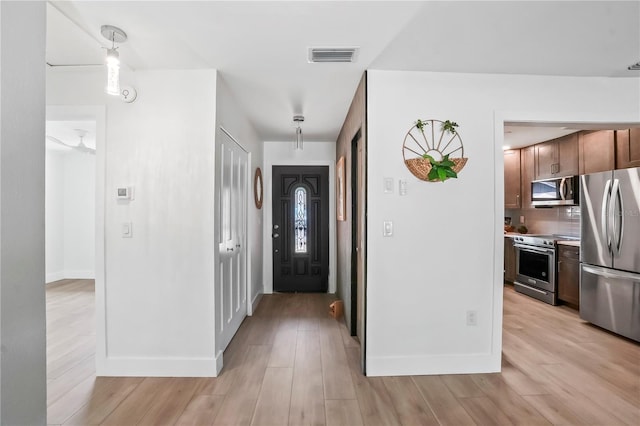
[308,47,359,63]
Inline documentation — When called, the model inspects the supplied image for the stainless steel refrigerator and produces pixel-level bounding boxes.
[580,167,640,342]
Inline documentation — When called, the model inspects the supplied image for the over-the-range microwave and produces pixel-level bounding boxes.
[531,176,578,207]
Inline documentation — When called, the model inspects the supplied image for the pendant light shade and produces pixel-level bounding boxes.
[101,25,127,96]
[105,48,120,95]
[294,115,304,151]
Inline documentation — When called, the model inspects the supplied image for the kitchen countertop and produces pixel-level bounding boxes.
[557,240,580,247]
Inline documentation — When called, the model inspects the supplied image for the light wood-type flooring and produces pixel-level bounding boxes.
[47,279,640,425]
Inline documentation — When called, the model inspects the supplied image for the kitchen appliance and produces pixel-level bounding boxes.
[580,167,640,342]
[531,176,578,207]
[513,234,562,305]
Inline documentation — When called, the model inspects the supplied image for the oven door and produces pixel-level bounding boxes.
[514,243,556,292]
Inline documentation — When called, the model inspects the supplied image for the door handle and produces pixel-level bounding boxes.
[273,224,279,230]
[610,179,624,256]
[559,178,566,200]
[274,249,279,253]
[272,233,280,238]
[227,247,234,252]
[236,244,241,249]
[582,264,640,281]
[601,179,612,252]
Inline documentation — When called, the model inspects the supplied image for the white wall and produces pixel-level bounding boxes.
[46,150,65,282]
[48,68,219,376]
[262,141,337,294]
[46,148,95,283]
[215,75,264,318]
[0,2,47,424]
[63,151,95,278]
[366,70,640,376]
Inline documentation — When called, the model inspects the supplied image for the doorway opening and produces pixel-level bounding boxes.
[44,107,101,414]
[272,165,330,293]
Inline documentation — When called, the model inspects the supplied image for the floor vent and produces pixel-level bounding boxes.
[308,48,358,63]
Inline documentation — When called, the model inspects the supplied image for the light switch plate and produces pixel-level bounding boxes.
[383,220,393,237]
[383,177,394,194]
[122,222,132,238]
[399,179,407,196]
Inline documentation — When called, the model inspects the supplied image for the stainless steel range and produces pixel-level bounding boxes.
[512,234,577,305]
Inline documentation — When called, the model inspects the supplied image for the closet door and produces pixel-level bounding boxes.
[218,132,248,352]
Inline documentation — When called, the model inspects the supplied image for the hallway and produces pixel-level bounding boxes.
[47,281,639,425]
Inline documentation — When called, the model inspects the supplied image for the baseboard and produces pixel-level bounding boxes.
[46,271,65,283]
[215,350,224,375]
[366,353,501,377]
[250,292,263,316]
[64,270,95,279]
[97,356,219,377]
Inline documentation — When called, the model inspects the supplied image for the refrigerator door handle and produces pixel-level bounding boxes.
[601,179,612,252]
[610,179,624,257]
[582,264,640,281]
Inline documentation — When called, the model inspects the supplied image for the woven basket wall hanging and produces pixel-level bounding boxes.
[402,119,468,182]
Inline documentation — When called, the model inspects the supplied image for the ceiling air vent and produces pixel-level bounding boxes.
[308,47,359,63]
[628,61,640,70]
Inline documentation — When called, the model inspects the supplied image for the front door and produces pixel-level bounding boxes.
[272,166,329,292]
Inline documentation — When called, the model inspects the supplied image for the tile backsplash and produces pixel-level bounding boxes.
[505,206,580,237]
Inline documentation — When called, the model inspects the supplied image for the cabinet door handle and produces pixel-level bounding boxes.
[516,194,520,207]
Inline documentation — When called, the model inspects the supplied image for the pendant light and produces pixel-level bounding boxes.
[101,25,127,96]
[294,115,304,151]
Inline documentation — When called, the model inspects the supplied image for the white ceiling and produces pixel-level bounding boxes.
[46,1,640,143]
[46,120,97,152]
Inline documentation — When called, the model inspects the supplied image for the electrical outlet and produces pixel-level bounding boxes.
[466,310,478,326]
[520,215,525,224]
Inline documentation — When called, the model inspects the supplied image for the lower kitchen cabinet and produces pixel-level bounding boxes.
[558,245,580,307]
[504,237,516,283]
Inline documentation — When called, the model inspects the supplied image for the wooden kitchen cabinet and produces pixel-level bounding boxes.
[504,150,521,208]
[579,130,615,174]
[615,128,640,170]
[504,237,516,283]
[558,245,580,307]
[520,145,535,209]
[535,133,579,179]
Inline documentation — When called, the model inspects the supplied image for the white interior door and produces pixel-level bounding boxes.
[218,132,248,352]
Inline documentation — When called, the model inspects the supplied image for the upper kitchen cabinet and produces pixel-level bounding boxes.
[504,149,521,208]
[579,130,615,175]
[520,146,535,209]
[535,133,579,179]
[615,128,640,170]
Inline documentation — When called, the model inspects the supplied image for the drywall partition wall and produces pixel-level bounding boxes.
[336,74,366,334]
[262,141,337,295]
[366,70,640,376]
[47,69,219,376]
[46,149,66,282]
[0,1,47,424]
[63,151,96,279]
[45,148,96,283]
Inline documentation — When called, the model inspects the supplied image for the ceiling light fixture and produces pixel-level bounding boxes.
[101,25,127,96]
[628,61,640,70]
[293,115,304,151]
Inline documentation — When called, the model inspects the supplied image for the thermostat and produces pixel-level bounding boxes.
[117,186,134,200]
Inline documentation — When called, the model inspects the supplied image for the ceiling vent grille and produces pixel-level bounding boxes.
[628,61,640,70]
[308,48,359,63]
